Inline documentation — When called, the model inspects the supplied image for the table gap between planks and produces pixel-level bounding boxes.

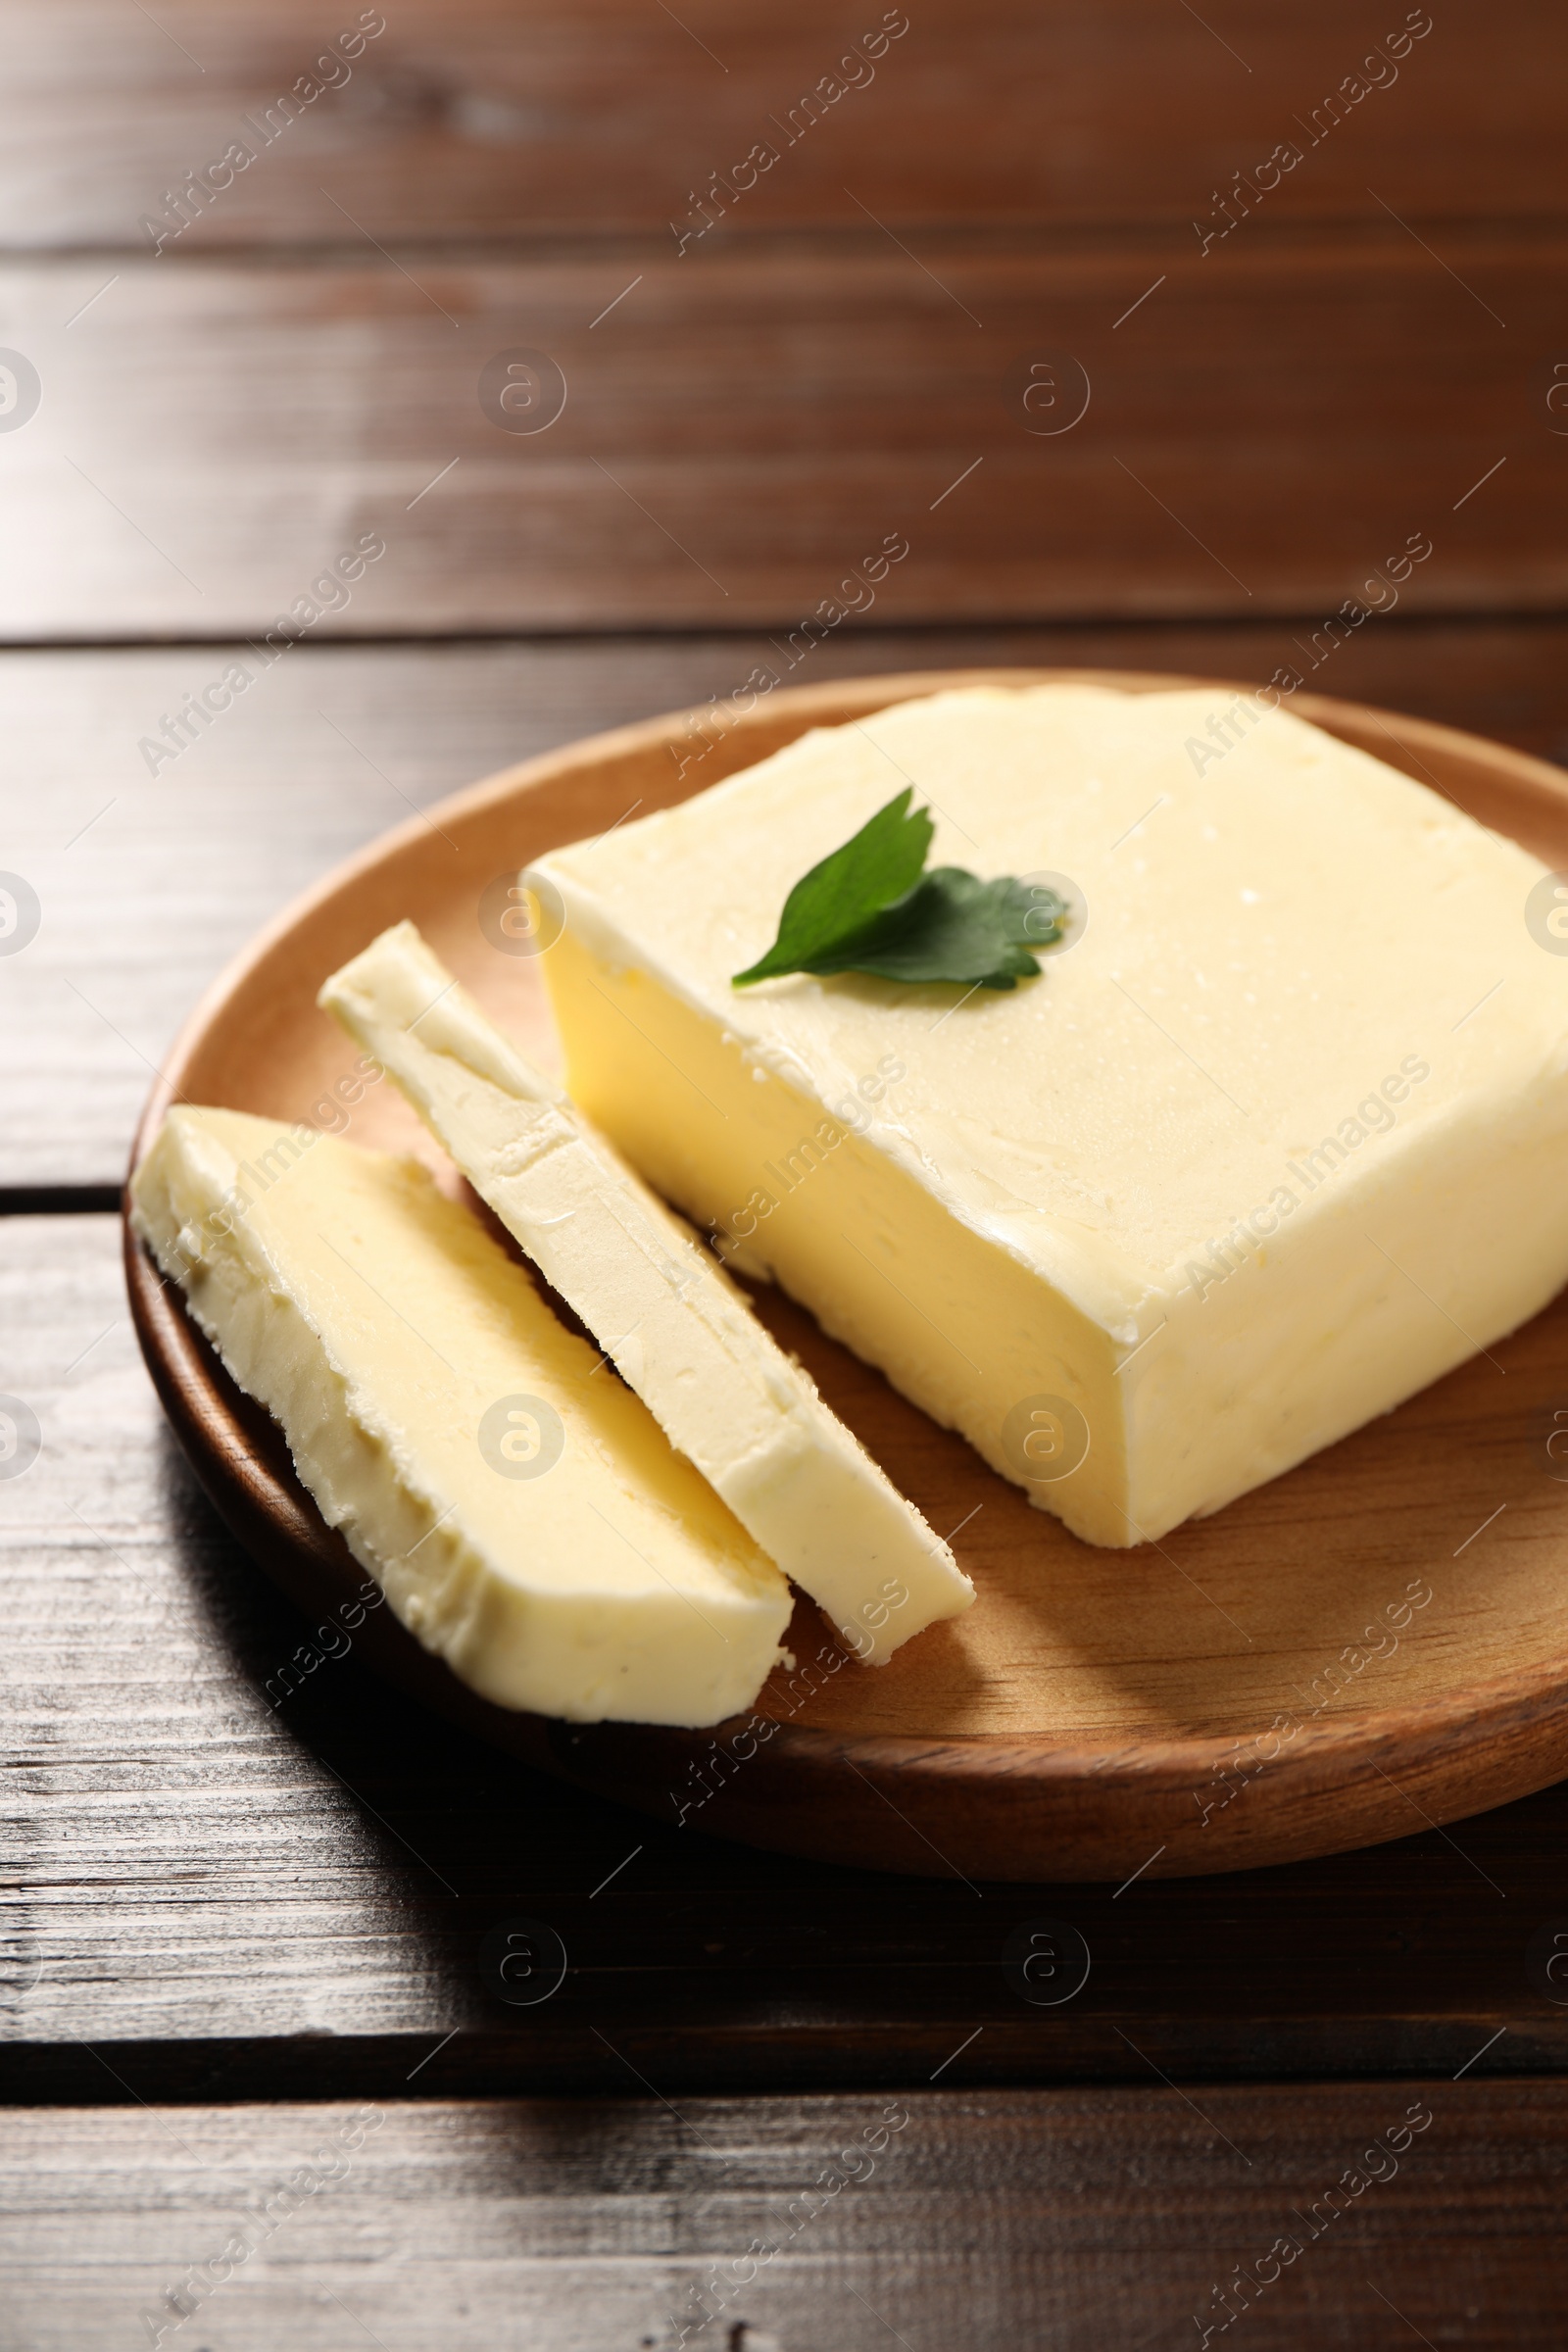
[4,5,1568,2346]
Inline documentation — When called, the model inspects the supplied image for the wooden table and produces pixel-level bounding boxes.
[5,6,1568,2343]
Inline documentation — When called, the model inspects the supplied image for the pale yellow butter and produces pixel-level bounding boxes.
[529,683,1568,1545]
[131,1107,792,1723]
[319,923,971,1660]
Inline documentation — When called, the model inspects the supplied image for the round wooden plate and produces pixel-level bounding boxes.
[124,667,1568,1883]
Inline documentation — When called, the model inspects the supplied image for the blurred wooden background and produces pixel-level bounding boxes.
[5,4,1568,2345]
[0,0,1559,634]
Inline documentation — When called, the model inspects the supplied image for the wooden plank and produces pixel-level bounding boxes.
[6,1210,1568,2099]
[4,622,1568,1193]
[0,231,1556,638]
[3,2083,1567,2350]
[0,0,1559,248]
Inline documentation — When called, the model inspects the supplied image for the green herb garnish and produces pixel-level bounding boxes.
[732,789,1062,991]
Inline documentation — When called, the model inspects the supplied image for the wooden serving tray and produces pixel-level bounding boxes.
[124,668,1568,1883]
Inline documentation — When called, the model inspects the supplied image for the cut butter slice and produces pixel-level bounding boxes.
[130,1105,791,1725]
[318,922,971,1663]
[525,681,1568,1548]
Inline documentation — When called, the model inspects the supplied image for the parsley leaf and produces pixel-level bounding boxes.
[731,787,933,985]
[732,791,1062,992]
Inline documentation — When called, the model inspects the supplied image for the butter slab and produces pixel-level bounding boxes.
[527,682,1568,1546]
[130,1106,791,1724]
[319,923,972,1662]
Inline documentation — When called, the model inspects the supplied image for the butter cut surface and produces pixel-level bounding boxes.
[130,1106,791,1724]
[528,682,1568,1547]
[318,922,972,1662]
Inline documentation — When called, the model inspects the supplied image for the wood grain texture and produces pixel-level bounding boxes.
[7,621,1568,1193]
[0,228,1555,637]
[8,1213,1568,2097]
[3,2083,1567,2351]
[0,0,1561,247]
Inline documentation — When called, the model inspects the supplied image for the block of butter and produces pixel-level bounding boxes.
[130,1106,792,1724]
[528,682,1568,1547]
[318,922,972,1661]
